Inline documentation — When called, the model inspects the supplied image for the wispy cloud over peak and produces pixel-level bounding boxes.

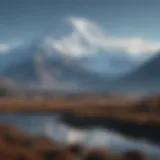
[46,17,160,59]
[70,17,107,45]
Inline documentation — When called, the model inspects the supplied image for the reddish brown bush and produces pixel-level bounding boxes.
[123,150,147,160]
[84,148,113,160]
[0,143,42,160]
[68,143,85,155]
[53,149,78,160]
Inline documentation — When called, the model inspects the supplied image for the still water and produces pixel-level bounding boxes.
[0,113,159,157]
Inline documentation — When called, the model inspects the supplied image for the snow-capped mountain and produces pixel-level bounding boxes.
[0,39,111,92]
[0,28,156,93]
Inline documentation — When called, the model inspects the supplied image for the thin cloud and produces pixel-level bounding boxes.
[0,39,23,53]
[47,17,160,58]
[0,44,10,52]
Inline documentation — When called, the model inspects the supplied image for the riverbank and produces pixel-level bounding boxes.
[0,122,158,160]
[62,113,160,145]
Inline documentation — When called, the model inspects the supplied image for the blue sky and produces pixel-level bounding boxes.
[1,0,160,58]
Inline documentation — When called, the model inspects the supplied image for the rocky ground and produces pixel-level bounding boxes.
[0,122,158,160]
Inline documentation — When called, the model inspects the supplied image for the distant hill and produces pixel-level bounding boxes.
[0,77,23,97]
[110,52,160,95]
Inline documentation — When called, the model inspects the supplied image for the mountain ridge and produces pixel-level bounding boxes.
[110,52,160,95]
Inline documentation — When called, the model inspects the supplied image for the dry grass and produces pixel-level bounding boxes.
[0,96,159,125]
[0,96,137,112]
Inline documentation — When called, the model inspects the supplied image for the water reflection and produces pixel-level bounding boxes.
[0,113,159,157]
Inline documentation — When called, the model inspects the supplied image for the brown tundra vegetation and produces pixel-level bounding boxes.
[0,95,160,124]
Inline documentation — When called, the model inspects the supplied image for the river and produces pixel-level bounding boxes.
[0,112,159,157]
